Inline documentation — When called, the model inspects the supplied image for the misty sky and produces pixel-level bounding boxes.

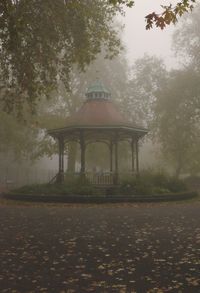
[121,0,180,68]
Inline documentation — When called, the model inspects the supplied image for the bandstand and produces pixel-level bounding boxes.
[48,81,148,185]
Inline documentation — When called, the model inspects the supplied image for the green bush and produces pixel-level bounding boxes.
[11,171,188,197]
[11,175,104,196]
[166,178,187,192]
[119,171,187,196]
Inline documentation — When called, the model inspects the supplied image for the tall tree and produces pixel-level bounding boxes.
[173,3,200,72]
[0,0,121,116]
[169,3,200,175]
[123,55,167,127]
[154,69,200,177]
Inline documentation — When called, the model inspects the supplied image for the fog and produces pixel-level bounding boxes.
[0,1,199,189]
[1,3,200,292]
[122,0,178,68]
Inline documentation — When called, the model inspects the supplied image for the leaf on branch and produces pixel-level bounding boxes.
[145,0,195,29]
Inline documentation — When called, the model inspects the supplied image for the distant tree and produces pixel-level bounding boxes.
[123,55,167,127]
[167,4,200,175]
[173,3,200,72]
[154,69,200,177]
[0,111,41,160]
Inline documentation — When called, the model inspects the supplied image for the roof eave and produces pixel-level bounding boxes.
[48,125,148,138]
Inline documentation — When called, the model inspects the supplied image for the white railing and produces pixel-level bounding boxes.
[86,172,114,185]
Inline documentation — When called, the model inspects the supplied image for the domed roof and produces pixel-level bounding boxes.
[85,80,111,100]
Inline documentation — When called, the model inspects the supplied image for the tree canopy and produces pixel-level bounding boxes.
[173,3,200,71]
[154,69,200,177]
[123,55,167,127]
[0,0,197,117]
[0,0,121,116]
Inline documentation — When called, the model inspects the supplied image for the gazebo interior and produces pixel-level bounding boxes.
[48,81,148,185]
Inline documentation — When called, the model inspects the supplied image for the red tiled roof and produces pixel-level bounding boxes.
[65,99,135,127]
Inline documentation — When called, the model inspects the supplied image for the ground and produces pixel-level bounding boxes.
[0,200,200,292]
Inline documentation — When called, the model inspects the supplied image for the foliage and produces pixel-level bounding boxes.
[144,7,200,177]
[123,55,167,127]
[0,0,198,117]
[153,69,200,177]
[0,111,40,160]
[173,3,200,71]
[0,38,130,163]
[12,171,187,197]
[120,171,187,195]
[167,5,200,176]
[12,176,101,196]
[0,0,121,116]
[109,0,196,29]
[0,107,60,161]
[145,0,195,30]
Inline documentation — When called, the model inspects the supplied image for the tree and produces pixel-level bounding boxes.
[122,55,167,127]
[0,0,121,116]
[173,3,200,72]
[0,0,197,117]
[0,111,42,160]
[144,7,200,177]
[154,69,200,177]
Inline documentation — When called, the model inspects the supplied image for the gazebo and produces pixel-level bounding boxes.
[48,81,148,185]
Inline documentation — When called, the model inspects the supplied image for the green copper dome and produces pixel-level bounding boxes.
[86,80,111,100]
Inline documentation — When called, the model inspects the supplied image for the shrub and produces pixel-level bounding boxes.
[120,176,154,195]
[11,176,101,196]
[166,178,187,192]
[11,171,188,197]
[120,170,187,196]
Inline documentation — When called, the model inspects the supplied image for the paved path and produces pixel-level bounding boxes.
[0,201,200,292]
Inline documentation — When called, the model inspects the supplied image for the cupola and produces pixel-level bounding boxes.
[85,80,111,100]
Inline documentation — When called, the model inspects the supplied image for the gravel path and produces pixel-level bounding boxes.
[0,201,200,292]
